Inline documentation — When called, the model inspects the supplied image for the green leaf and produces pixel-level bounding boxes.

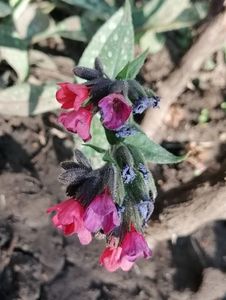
[102,150,115,164]
[0,83,59,116]
[0,1,12,18]
[0,46,29,81]
[32,16,87,43]
[78,0,134,79]
[125,126,185,164]
[136,0,208,36]
[116,49,148,79]
[13,3,50,40]
[74,116,108,168]
[142,0,191,31]
[55,16,87,41]
[60,0,114,16]
[0,27,29,81]
[140,31,165,54]
[83,143,106,153]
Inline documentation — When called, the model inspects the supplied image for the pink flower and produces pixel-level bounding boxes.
[99,246,123,272]
[56,83,89,110]
[98,93,132,130]
[47,198,92,245]
[120,227,152,263]
[84,188,120,234]
[100,227,152,272]
[58,106,93,142]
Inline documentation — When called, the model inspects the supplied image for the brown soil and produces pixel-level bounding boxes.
[1,47,226,300]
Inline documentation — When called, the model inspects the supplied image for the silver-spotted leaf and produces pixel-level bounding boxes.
[78,0,134,79]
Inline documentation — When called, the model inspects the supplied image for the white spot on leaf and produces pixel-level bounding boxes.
[113,34,118,41]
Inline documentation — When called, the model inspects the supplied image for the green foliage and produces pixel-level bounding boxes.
[198,108,210,124]
[0,1,12,18]
[221,102,226,111]
[125,125,185,164]
[83,144,106,154]
[76,116,109,167]
[79,0,134,78]
[134,0,208,53]
[0,0,210,116]
[0,83,58,116]
[116,49,149,79]
[60,0,114,17]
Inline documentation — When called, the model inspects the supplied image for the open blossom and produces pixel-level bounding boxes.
[100,227,152,272]
[84,188,120,234]
[98,93,132,130]
[58,106,93,142]
[56,83,89,110]
[47,198,92,245]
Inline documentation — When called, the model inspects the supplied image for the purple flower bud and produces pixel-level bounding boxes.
[133,96,160,114]
[136,200,154,224]
[138,163,149,180]
[115,124,138,138]
[122,165,136,184]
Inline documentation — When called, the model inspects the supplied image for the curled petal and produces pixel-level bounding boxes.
[47,198,92,245]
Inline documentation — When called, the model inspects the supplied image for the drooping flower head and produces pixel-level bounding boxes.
[84,188,120,234]
[58,105,93,142]
[56,83,89,110]
[47,198,92,245]
[100,226,152,272]
[98,93,132,130]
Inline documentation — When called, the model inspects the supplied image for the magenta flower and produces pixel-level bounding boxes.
[100,227,152,272]
[47,198,92,245]
[58,106,93,142]
[56,82,89,110]
[98,93,132,130]
[120,226,152,263]
[84,188,120,234]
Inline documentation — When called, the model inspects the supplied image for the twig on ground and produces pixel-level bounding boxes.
[141,9,226,141]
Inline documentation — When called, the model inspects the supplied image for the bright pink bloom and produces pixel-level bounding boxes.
[58,106,93,142]
[47,198,92,245]
[98,93,132,130]
[100,228,152,272]
[84,188,120,234]
[56,83,89,110]
[99,246,123,272]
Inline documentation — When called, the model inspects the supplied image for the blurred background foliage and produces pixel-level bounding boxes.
[0,0,215,116]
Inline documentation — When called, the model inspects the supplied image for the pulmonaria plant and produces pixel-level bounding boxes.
[47,51,183,271]
[46,56,161,272]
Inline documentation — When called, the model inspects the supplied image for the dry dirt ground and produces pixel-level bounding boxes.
[0,48,226,300]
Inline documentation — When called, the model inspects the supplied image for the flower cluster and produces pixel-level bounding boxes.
[48,58,160,272]
[56,58,159,142]
[47,149,154,272]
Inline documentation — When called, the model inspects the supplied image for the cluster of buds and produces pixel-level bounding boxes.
[47,58,160,272]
